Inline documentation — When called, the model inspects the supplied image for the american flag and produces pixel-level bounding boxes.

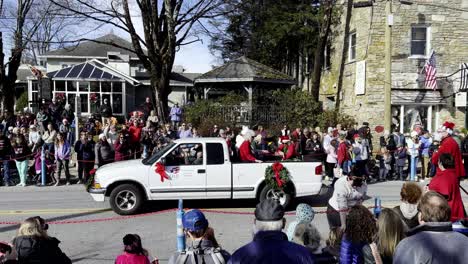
[460,63,468,91]
[424,50,437,90]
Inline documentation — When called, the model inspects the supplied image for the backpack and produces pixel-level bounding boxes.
[175,247,225,264]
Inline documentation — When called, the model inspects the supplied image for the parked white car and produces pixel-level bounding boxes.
[88,138,323,215]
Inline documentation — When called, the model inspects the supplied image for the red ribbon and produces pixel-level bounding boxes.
[155,162,170,182]
[272,162,285,188]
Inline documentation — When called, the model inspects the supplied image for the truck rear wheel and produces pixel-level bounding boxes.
[109,184,143,215]
[259,185,292,209]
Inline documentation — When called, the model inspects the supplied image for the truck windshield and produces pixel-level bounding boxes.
[142,143,176,165]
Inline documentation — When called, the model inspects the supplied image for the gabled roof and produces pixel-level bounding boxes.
[41,34,139,59]
[46,59,140,85]
[135,71,201,87]
[195,56,296,85]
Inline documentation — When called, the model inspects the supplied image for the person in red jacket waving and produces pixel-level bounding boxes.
[129,119,143,159]
[431,122,465,179]
[239,129,262,163]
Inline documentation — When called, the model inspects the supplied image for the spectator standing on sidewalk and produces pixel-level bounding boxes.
[0,129,12,186]
[12,135,31,187]
[74,132,95,184]
[115,133,131,162]
[42,123,56,153]
[54,133,71,186]
[229,199,314,264]
[95,134,114,167]
[393,191,468,264]
[100,98,113,126]
[129,120,143,158]
[28,125,41,153]
[431,122,465,179]
[419,130,432,181]
[169,103,182,129]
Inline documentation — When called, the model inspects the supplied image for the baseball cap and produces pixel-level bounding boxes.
[255,199,285,221]
[183,209,208,232]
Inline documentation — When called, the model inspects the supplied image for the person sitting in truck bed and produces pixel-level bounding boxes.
[239,129,262,163]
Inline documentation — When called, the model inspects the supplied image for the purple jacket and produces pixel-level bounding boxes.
[55,142,71,160]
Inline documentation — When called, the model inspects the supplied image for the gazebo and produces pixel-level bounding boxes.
[194,56,296,109]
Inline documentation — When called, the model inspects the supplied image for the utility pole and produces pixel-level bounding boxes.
[384,0,393,131]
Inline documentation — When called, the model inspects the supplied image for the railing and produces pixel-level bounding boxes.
[203,105,287,126]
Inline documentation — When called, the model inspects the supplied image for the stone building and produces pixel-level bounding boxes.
[321,0,468,134]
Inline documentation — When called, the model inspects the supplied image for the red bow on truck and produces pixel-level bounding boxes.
[155,162,170,182]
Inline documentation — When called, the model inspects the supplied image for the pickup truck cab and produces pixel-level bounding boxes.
[88,138,323,215]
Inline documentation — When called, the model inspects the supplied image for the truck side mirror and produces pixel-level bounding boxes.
[160,157,166,165]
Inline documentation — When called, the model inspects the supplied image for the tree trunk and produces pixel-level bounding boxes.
[311,1,335,101]
[0,32,5,112]
[335,0,354,110]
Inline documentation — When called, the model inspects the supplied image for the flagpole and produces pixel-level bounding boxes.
[384,0,393,131]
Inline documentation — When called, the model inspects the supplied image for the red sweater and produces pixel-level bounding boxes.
[129,125,142,144]
[279,143,298,160]
[239,140,256,162]
[429,168,465,221]
[337,142,350,166]
[432,136,465,178]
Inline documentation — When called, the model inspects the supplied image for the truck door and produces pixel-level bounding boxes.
[149,142,207,198]
[205,142,231,198]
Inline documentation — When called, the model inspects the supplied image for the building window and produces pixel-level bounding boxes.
[51,80,125,115]
[348,32,356,62]
[411,26,430,57]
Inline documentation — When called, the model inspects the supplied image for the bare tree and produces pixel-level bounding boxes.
[0,0,43,113]
[50,0,228,121]
[22,0,82,65]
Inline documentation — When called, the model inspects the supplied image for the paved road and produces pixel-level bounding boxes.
[1,181,467,263]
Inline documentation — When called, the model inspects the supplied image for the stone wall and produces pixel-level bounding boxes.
[322,0,468,135]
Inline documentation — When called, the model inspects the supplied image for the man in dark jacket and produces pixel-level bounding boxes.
[75,133,95,184]
[394,191,468,264]
[0,128,12,186]
[99,98,113,126]
[229,199,315,264]
[95,134,114,167]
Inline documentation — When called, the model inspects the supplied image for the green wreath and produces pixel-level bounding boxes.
[264,162,291,190]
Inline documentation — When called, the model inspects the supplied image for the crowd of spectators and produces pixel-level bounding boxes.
[1,191,467,264]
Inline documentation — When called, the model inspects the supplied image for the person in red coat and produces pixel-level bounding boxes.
[129,120,143,158]
[278,137,299,161]
[428,153,466,221]
[114,133,131,161]
[337,135,350,170]
[431,122,465,179]
[239,130,262,163]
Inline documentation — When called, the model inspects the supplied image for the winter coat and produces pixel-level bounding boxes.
[393,222,468,264]
[432,136,465,178]
[394,149,407,167]
[228,231,314,264]
[115,252,150,264]
[337,142,350,166]
[100,103,113,117]
[114,140,131,161]
[0,135,12,159]
[95,141,114,165]
[42,130,57,144]
[169,106,182,122]
[74,140,95,161]
[393,204,419,230]
[61,109,74,123]
[239,140,256,162]
[129,125,142,144]
[28,131,41,147]
[339,237,367,264]
[13,143,31,162]
[55,142,71,160]
[429,168,466,221]
[326,145,338,164]
[13,235,71,264]
[168,239,230,264]
[419,136,432,157]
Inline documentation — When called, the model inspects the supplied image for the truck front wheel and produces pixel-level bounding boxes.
[109,184,143,215]
[259,185,292,209]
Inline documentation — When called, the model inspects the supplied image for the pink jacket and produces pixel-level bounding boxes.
[115,252,150,264]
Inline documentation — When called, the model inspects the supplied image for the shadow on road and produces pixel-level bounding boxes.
[142,185,333,213]
[0,208,111,233]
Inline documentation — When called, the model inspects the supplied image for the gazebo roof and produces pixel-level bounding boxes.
[194,56,296,85]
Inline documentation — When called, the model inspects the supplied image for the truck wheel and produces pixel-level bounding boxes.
[259,185,292,209]
[109,184,143,215]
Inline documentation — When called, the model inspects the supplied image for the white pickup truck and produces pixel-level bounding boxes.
[88,138,323,215]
